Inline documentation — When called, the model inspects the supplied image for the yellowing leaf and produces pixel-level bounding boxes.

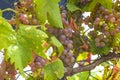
[44,59,64,80]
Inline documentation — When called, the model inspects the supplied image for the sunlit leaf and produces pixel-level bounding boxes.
[50,36,64,57]
[67,3,81,12]
[6,43,32,76]
[0,16,16,50]
[17,25,48,59]
[44,59,64,80]
[68,71,89,80]
[34,0,63,28]
[83,0,112,11]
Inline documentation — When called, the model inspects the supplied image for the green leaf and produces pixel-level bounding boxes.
[6,43,32,76]
[82,0,98,11]
[0,16,16,50]
[82,0,112,11]
[17,25,48,59]
[68,71,89,80]
[44,59,64,80]
[98,0,112,10]
[68,0,77,4]
[50,36,64,56]
[67,3,81,12]
[5,25,48,76]
[34,0,63,28]
[0,9,2,16]
[112,33,120,47]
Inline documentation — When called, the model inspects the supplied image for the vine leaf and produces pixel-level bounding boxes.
[50,36,64,57]
[98,0,112,10]
[44,59,64,80]
[83,0,112,11]
[17,25,48,58]
[0,9,2,16]
[67,3,81,12]
[112,33,120,47]
[5,25,48,76]
[6,43,32,76]
[68,71,89,80]
[0,16,16,50]
[34,0,63,28]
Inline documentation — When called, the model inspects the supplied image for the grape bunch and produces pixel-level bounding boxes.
[0,60,16,80]
[47,9,75,67]
[8,0,39,27]
[95,34,109,47]
[47,27,75,67]
[30,55,46,72]
[84,4,120,48]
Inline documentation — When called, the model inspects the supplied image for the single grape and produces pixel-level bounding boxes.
[59,35,66,41]
[109,17,116,23]
[63,49,68,55]
[61,12,66,18]
[35,56,42,62]
[67,43,73,49]
[104,15,109,20]
[99,6,104,11]
[94,17,100,25]
[47,28,54,34]
[100,42,105,47]
[95,38,100,42]
[66,52,72,58]
[35,62,42,68]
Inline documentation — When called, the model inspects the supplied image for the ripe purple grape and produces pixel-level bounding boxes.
[100,42,105,47]
[67,43,73,49]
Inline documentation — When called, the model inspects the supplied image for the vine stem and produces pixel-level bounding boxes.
[2,8,17,14]
[65,52,120,76]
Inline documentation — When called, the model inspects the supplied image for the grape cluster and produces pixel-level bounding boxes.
[95,34,109,47]
[84,4,120,48]
[30,55,46,72]
[47,27,75,67]
[0,60,16,80]
[47,9,75,67]
[8,0,39,26]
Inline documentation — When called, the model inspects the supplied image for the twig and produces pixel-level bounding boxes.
[65,52,120,76]
[2,8,17,13]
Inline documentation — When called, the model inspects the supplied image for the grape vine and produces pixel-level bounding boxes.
[0,0,120,80]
